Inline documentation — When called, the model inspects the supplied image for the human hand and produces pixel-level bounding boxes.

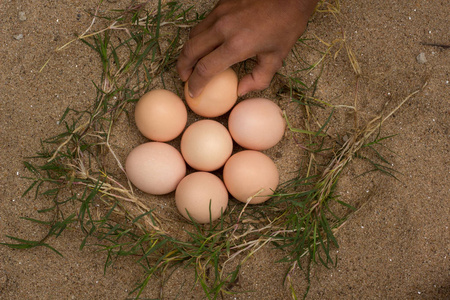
[176,0,319,97]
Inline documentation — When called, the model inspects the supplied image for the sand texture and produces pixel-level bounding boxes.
[1,0,449,299]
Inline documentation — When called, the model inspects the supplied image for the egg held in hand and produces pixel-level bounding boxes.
[125,142,186,195]
[185,68,238,118]
[181,120,233,171]
[135,89,187,142]
[223,150,279,204]
[228,98,285,150]
[175,172,229,224]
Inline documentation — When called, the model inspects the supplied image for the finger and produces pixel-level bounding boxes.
[176,30,223,82]
[188,13,216,39]
[187,43,248,97]
[189,0,231,38]
[237,54,283,96]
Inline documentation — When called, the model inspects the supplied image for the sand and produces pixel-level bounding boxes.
[0,0,449,299]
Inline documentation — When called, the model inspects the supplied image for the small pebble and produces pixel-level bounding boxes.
[19,11,26,21]
[13,34,24,40]
[416,53,427,64]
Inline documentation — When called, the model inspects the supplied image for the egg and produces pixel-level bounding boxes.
[181,120,233,171]
[185,68,238,117]
[228,98,285,150]
[223,150,279,204]
[135,89,187,142]
[125,142,186,195]
[175,172,229,223]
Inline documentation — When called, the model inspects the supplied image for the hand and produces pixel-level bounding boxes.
[176,0,319,97]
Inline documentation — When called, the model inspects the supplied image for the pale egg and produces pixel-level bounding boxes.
[135,89,187,142]
[175,172,229,223]
[223,150,279,204]
[228,98,285,150]
[181,120,233,171]
[185,68,238,117]
[125,142,186,195]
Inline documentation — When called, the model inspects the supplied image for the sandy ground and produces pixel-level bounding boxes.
[1,0,449,299]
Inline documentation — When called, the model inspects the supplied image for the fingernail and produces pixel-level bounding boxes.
[188,89,194,98]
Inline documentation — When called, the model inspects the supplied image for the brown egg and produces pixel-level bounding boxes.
[135,89,187,142]
[175,172,229,224]
[228,98,285,150]
[223,150,279,204]
[181,120,233,171]
[125,142,186,195]
[185,68,238,117]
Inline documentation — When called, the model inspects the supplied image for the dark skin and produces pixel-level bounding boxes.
[176,0,320,97]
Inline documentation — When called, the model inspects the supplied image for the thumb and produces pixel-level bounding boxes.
[237,55,282,96]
